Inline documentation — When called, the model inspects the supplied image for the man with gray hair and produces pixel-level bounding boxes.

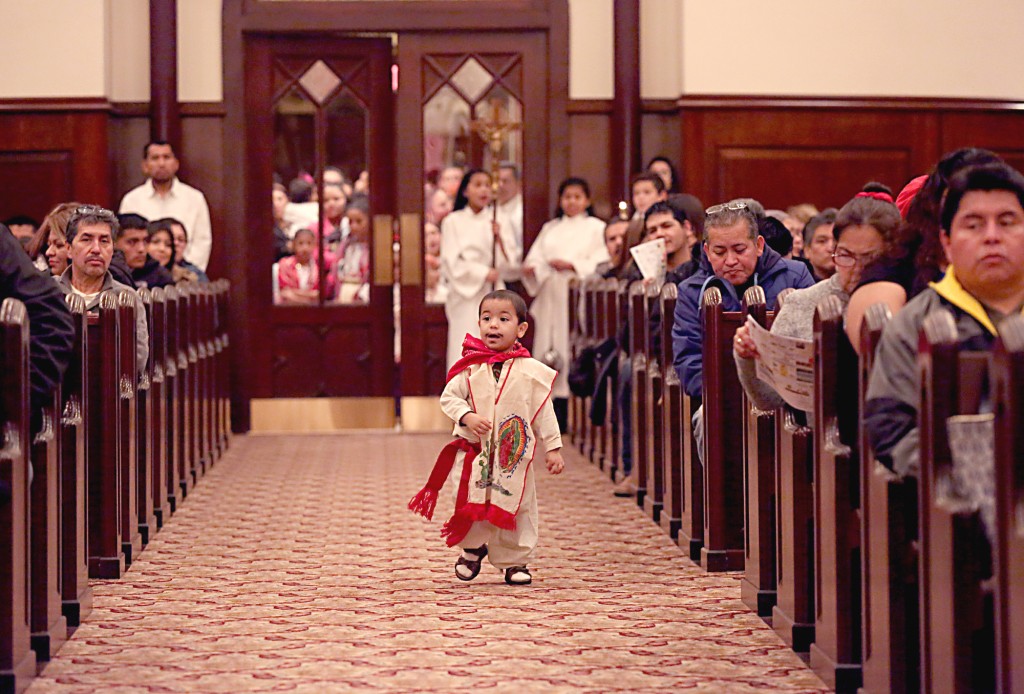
[56,205,149,373]
[672,201,814,458]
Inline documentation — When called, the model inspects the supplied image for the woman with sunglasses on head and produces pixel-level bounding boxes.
[733,182,900,412]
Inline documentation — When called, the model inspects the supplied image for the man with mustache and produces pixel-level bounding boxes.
[866,161,1024,477]
[56,206,149,374]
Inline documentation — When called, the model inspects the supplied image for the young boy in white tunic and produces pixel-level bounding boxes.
[408,290,565,586]
[440,169,522,369]
[521,177,608,429]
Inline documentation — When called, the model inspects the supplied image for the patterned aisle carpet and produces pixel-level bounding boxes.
[29,433,828,693]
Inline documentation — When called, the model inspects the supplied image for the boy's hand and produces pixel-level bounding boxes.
[545,449,565,475]
[461,412,492,437]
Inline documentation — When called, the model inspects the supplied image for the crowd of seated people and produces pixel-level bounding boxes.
[271,166,372,305]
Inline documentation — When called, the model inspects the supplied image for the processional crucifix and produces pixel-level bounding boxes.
[470,97,521,288]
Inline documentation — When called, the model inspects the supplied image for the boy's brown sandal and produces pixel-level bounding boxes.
[455,545,488,581]
[504,566,532,586]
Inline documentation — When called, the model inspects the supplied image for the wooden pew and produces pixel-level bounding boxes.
[810,295,863,692]
[580,277,600,458]
[773,398,815,650]
[199,286,215,470]
[568,277,581,444]
[600,278,621,479]
[699,286,745,571]
[858,303,919,694]
[643,280,664,524]
[993,314,1024,694]
[163,286,184,510]
[591,279,610,471]
[181,285,202,484]
[171,285,194,498]
[611,279,629,481]
[213,280,231,452]
[678,387,704,562]
[629,281,649,509]
[659,282,683,541]
[918,308,994,693]
[87,292,125,579]
[60,294,92,627]
[740,286,777,617]
[29,386,65,662]
[116,290,142,566]
[146,289,169,530]
[0,298,36,692]
[136,289,157,547]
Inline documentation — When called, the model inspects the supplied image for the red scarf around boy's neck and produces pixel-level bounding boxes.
[445,334,531,382]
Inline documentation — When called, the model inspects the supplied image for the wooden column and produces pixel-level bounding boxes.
[150,0,181,151]
[611,0,641,202]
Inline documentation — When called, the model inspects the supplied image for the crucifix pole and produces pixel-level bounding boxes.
[472,99,520,290]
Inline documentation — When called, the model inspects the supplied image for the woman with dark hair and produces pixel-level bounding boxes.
[845,148,1003,351]
[27,201,80,276]
[522,177,608,428]
[165,218,210,283]
[735,183,901,410]
[440,168,520,368]
[647,156,680,194]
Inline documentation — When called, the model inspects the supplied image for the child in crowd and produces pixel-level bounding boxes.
[522,177,609,430]
[409,289,564,586]
[630,172,667,219]
[335,194,371,303]
[277,227,336,304]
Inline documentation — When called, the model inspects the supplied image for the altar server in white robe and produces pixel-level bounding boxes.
[521,177,609,426]
[441,169,521,368]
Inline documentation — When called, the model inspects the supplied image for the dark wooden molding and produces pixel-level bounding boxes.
[110,102,226,118]
[676,94,1024,112]
[568,98,681,115]
[611,0,640,202]
[239,0,554,31]
[150,0,181,150]
[0,98,110,113]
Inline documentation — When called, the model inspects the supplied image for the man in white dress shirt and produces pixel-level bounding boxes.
[118,141,213,272]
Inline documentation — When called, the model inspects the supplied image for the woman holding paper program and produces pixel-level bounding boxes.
[733,183,900,412]
[522,177,608,431]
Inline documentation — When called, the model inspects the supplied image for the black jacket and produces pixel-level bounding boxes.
[0,226,75,426]
[131,254,175,289]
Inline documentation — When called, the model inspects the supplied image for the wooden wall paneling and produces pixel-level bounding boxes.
[681,105,940,210]
[640,110,683,187]
[940,112,1024,175]
[0,110,110,220]
[181,116,226,280]
[568,113,612,219]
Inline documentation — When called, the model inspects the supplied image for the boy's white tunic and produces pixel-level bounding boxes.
[440,357,561,569]
[440,206,521,368]
[521,213,609,398]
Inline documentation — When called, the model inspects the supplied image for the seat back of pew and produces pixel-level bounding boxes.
[643,280,664,523]
[116,290,141,566]
[182,285,201,483]
[87,292,125,579]
[810,294,863,691]
[163,286,184,509]
[580,276,601,458]
[600,278,621,478]
[700,286,746,571]
[146,288,169,530]
[136,289,157,547]
[993,314,1024,694]
[214,280,231,450]
[173,285,194,497]
[772,290,815,651]
[629,281,649,508]
[568,277,582,444]
[660,282,683,541]
[29,364,65,661]
[858,303,919,694]
[60,294,92,627]
[740,285,777,617]
[918,308,994,693]
[0,298,36,690]
[591,279,611,470]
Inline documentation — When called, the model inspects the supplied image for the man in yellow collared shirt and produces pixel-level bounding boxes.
[865,161,1024,477]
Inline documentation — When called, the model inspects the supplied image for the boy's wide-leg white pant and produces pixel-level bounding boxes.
[453,465,539,570]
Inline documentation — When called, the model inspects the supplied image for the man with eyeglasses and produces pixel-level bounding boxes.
[55,206,149,374]
[866,162,1024,477]
[672,200,814,461]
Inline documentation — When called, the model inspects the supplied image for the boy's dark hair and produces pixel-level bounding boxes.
[941,162,1024,233]
[802,208,838,247]
[479,289,528,324]
[630,171,666,194]
[117,213,149,232]
[143,140,174,158]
